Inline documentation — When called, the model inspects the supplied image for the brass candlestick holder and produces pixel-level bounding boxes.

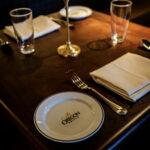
[57,0,80,57]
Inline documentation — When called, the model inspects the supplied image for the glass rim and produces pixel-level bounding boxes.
[111,0,132,7]
[9,8,32,17]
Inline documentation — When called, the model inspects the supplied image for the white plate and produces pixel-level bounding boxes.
[59,6,93,20]
[34,91,104,143]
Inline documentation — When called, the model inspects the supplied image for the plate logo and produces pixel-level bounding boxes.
[61,111,80,125]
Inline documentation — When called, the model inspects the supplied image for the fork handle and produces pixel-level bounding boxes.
[90,88,128,115]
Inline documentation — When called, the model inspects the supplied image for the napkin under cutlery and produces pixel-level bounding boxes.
[3,15,61,40]
[90,53,150,102]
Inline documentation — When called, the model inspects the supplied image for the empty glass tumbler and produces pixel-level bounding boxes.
[110,0,132,44]
[10,8,35,54]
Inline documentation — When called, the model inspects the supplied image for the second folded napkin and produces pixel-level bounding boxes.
[3,15,61,40]
[90,53,150,102]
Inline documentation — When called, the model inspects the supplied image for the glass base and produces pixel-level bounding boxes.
[111,34,125,44]
[20,48,35,55]
[20,44,35,55]
[57,44,80,58]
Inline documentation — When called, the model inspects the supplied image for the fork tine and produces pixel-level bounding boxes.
[72,73,83,85]
[71,74,79,86]
[73,73,82,82]
[70,72,87,89]
[70,74,77,85]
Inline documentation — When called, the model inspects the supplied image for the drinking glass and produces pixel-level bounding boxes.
[57,0,80,57]
[110,0,132,44]
[10,8,35,54]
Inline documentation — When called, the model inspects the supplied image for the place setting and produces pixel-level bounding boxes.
[33,50,150,143]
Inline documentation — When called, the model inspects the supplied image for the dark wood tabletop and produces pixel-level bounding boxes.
[0,11,150,150]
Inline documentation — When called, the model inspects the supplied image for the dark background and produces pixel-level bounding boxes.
[0,0,110,29]
[1,0,150,29]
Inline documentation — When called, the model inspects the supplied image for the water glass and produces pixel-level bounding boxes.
[10,8,35,54]
[110,0,132,44]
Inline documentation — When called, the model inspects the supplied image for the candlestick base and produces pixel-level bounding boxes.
[57,42,80,58]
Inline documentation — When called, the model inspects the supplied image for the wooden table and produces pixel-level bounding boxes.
[0,11,150,150]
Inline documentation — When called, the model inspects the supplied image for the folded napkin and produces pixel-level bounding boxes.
[3,15,61,40]
[90,53,150,102]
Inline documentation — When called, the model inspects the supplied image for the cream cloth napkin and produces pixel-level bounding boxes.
[90,53,150,102]
[3,15,61,40]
